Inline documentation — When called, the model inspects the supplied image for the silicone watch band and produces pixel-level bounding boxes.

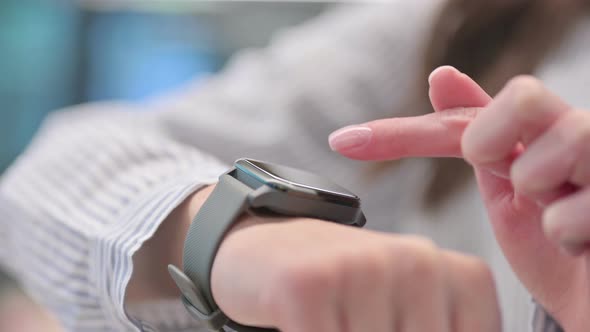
[184,172,250,309]
[169,171,279,331]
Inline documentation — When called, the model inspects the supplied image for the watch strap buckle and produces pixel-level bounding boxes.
[168,265,229,331]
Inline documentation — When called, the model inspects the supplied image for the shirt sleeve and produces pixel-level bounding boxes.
[533,304,564,332]
[0,104,228,331]
[0,1,442,331]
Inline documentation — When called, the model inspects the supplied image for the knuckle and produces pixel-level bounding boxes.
[506,75,544,97]
[556,111,590,185]
[394,236,441,284]
[399,235,438,252]
[337,246,393,296]
[506,75,546,121]
[510,159,538,196]
[352,248,390,278]
[263,261,332,318]
[281,263,331,300]
[567,111,590,145]
[507,75,542,91]
[462,256,496,293]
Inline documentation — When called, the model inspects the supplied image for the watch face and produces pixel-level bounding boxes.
[235,158,360,207]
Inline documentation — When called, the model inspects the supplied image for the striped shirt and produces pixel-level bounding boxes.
[0,1,580,331]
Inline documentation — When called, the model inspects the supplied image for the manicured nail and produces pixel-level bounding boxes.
[329,126,372,151]
[428,66,460,85]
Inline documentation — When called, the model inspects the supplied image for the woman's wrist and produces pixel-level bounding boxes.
[126,184,278,304]
[126,184,216,303]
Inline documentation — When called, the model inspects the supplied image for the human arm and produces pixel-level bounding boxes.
[0,2,445,330]
[135,179,504,332]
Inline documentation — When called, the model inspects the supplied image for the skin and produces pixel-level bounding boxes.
[129,186,502,332]
[330,66,590,331]
[128,66,590,331]
[0,291,62,332]
[127,70,508,330]
[128,1,589,330]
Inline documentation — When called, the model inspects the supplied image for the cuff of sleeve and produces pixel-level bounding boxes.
[126,299,205,332]
[90,171,225,331]
[533,303,564,332]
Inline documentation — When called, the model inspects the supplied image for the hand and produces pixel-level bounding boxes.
[329,66,590,331]
[211,216,501,332]
[129,183,501,331]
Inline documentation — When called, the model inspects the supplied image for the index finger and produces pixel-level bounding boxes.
[329,109,479,161]
[329,66,489,161]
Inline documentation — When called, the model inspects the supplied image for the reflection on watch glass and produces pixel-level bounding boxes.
[246,159,357,199]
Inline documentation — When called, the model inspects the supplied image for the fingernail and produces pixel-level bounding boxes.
[329,126,372,151]
[428,66,460,85]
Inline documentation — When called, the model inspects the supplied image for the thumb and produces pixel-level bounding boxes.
[428,67,516,201]
[329,66,487,161]
[328,66,493,163]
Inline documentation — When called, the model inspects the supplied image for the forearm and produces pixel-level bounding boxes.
[127,185,214,303]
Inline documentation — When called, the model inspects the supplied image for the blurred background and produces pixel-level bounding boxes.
[0,0,333,330]
[0,0,333,173]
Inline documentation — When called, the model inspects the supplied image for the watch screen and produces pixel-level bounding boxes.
[236,159,359,204]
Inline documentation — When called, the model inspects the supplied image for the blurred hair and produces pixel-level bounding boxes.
[423,0,587,96]
[386,0,587,209]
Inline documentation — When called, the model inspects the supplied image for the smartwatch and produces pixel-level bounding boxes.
[168,158,366,331]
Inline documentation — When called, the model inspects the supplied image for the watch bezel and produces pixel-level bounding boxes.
[234,158,360,208]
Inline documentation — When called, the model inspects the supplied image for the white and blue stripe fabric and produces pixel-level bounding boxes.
[0,1,580,331]
[533,305,564,332]
[0,106,227,331]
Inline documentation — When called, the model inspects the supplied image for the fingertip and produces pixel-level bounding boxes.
[428,66,491,112]
[428,65,460,85]
[328,125,373,153]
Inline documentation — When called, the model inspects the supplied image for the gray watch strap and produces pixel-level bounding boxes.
[184,172,251,309]
[169,172,279,331]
